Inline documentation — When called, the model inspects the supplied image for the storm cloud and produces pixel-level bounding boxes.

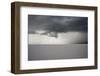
[28,15,88,44]
[28,15,88,34]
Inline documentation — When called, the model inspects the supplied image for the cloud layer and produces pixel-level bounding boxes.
[28,15,88,34]
[28,15,88,44]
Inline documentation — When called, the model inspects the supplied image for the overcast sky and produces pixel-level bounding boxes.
[28,15,88,44]
[28,15,87,33]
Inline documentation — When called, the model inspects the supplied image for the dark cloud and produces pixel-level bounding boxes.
[28,15,88,34]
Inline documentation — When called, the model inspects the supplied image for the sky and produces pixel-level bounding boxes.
[28,15,88,44]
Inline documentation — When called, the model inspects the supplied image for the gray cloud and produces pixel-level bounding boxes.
[28,15,88,34]
[28,15,88,44]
